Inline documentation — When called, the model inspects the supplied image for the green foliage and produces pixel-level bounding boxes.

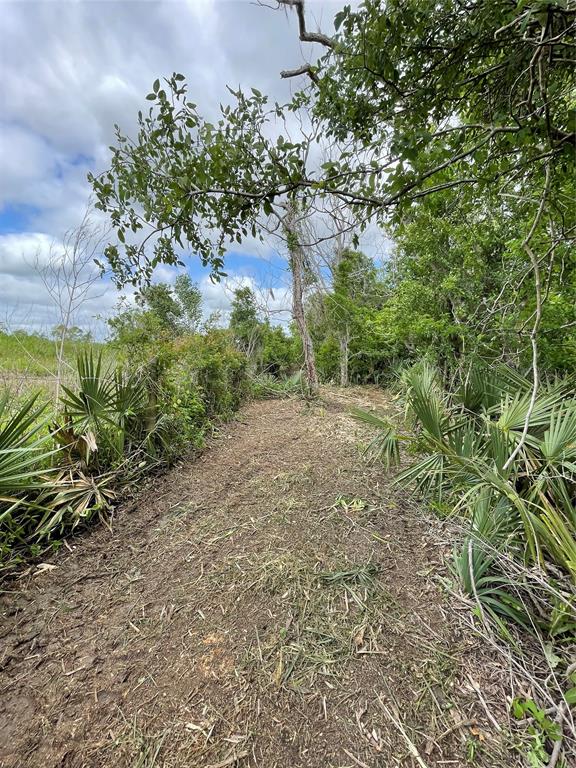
[512,697,562,767]
[0,328,99,377]
[307,249,388,384]
[0,393,54,499]
[354,361,576,590]
[0,329,249,572]
[173,274,203,333]
[108,275,204,359]
[372,182,576,373]
[137,282,183,334]
[228,286,298,377]
[171,330,247,421]
[249,371,303,400]
[316,0,574,217]
[59,351,149,469]
[229,286,263,360]
[51,325,92,343]
[261,325,297,378]
[91,3,574,295]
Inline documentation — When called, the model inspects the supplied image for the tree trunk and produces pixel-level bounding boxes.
[285,207,319,397]
[339,326,349,387]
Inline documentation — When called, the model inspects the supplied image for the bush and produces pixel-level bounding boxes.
[260,325,298,378]
[0,333,249,574]
[172,330,248,419]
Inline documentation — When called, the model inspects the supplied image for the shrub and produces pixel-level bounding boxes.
[0,333,249,573]
[353,362,576,627]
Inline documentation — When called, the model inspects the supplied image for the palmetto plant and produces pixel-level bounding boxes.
[354,362,576,583]
[60,351,149,467]
[0,353,152,571]
[36,469,116,539]
[0,392,55,502]
[0,392,59,568]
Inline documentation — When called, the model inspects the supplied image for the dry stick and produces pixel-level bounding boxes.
[468,538,488,629]
[466,674,503,733]
[547,702,568,768]
[342,749,371,768]
[377,696,431,768]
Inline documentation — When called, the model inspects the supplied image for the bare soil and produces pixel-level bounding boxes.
[0,389,517,768]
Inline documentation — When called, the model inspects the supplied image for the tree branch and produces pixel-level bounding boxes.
[277,0,335,48]
[280,63,319,83]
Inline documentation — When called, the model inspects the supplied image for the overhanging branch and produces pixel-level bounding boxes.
[278,0,335,49]
[280,63,319,83]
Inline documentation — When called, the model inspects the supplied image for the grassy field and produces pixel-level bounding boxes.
[0,330,107,397]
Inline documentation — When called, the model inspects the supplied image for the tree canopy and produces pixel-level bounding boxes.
[90,0,574,290]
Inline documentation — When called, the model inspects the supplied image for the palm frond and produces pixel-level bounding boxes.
[351,407,402,468]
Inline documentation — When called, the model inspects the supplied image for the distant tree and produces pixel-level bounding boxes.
[173,274,203,333]
[51,325,92,343]
[108,275,204,362]
[261,324,297,378]
[137,283,182,334]
[328,249,380,386]
[229,287,263,363]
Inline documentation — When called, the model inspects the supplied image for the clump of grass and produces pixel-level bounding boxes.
[104,712,167,768]
[271,464,314,492]
[241,551,392,691]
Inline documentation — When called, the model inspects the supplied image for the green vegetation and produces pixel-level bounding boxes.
[0,272,302,572]
[0,328,97,377]
[229,286,298,377]
[0,340,248,571]
[85,0,575,761]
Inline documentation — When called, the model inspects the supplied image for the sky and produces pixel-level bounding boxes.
[0,0,373,336]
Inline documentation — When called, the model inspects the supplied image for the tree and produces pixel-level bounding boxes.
[91,0,574,407]
[108,276,203,364]
[329,249,380,386]
[33,209,110,403]
[137,283,182,335]
[228,286,299,378]
[229,286,263,362]
[284,204,319,394]
[261,324,297,377]
[174,274,203,333]
[51,325,92,343]
[92,3,573,272]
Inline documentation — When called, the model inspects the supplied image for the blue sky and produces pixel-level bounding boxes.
[0,204,40,234]
[0,0,378,336]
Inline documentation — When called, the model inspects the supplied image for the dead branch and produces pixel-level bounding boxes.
[277,0,335,49]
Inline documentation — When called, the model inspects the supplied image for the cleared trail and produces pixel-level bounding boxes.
[0,390,514,767]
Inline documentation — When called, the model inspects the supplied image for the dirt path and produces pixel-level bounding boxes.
[1,391,514,768]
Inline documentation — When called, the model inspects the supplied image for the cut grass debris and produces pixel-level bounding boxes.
[240,551,394,691]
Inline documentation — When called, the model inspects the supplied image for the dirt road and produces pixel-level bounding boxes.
[0,391,514,767]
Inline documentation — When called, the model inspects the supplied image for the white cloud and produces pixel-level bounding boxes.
[199,272,292,327]
[0,231,119,335]
[0,0,371,332]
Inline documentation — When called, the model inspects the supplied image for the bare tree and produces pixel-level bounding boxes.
[33,209,111,403]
